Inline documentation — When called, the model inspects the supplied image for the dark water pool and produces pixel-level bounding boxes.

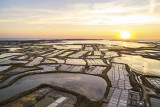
[0,73,107,102]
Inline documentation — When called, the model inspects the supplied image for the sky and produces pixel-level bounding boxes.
[0,0,160,39]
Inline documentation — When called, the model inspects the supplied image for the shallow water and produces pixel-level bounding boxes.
[40,40,152,48]
[0,53,23,59]
[48,58,65,63]
[0,66,11,72]
[66,59,86,65]
[0,73,107,102]
[53,45,82,50]
[5,48,21,52]
[135,50,160,53]
[112,54,160,76]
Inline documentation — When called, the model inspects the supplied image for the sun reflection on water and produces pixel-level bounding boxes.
[123,42,127,47]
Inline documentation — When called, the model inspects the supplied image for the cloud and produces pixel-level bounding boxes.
[150,0,156,14]
[0,19,8,22]
[0,0,160,26]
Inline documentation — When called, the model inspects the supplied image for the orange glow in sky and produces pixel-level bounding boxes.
[0,0,160,39]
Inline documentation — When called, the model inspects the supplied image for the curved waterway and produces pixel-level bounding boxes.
[0,73,107,102]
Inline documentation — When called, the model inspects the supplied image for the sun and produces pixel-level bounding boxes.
[120,31,131,39]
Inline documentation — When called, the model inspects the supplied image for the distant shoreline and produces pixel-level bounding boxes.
[0,38,160,41]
